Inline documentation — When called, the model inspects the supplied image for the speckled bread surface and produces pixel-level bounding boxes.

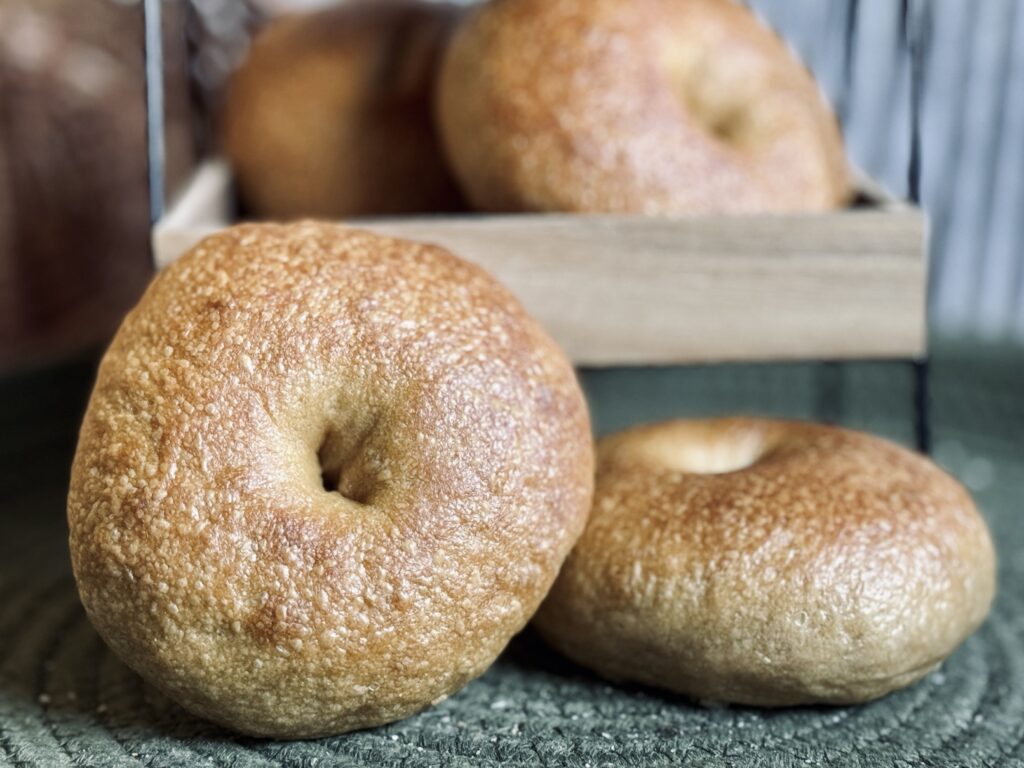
[222,1,464,219]
[438,0,849,214]
[67,222,594,738]
[535,418,996,706]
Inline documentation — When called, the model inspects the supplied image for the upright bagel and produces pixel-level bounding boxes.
[222,0,464,219]
[535,418,996,706]
[438,0,849,214]
[67,222,594,738]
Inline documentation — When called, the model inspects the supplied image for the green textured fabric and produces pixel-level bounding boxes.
[1,343,1022,767]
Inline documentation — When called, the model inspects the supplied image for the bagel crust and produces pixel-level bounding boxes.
[68,222,594,737]
[438,0,849,214]
[222,1,464,219]
[535,418,996,706]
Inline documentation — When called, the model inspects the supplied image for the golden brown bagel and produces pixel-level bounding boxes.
[438,0,849,214]
[535,418,996,706]
[67,222,594,738]
[222,1,464,219]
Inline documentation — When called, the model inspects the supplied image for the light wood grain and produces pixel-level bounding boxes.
[152,161,926,365]
[152,160,232,266]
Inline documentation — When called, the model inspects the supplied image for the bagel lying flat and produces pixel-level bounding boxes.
[535,418,996,706]
[438,0,849,214]
[67,222,594,738]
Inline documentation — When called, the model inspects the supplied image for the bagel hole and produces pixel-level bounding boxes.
[317,426,377,505]
[669,54,754,149]
[687,94,749,147]
[319,459,344,495]
[658,434,765,475]
[707,115,744,144]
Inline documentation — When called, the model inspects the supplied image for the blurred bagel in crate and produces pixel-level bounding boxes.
[438,0,850,214]
[222,0,465,219]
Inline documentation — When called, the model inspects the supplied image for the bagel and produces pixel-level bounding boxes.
[222,0,464,219]
[535,418,996,706]
[67,222,594,738]
[437,0,849,214]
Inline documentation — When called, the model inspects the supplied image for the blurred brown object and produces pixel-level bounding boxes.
[221,0,465,220]
[0,0,153,370]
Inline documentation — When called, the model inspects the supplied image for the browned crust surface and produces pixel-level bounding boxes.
[67,222,594,737]
[438,0,849,214]
[222,0,465,219]
[535,418,996,706]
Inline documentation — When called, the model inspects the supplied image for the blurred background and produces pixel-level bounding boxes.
[2,0,1022,371]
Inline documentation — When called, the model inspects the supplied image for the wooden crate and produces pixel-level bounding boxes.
[152,160,926,367]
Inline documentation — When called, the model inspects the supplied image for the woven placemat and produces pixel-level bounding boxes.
[1,344,1022,767]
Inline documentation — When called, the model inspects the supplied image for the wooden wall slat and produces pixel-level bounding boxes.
[755,0,1022,344]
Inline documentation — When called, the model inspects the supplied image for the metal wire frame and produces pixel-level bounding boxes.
[816,0,930,453]
[144,0,165,225]
[141,0,933,454]
[905,0,932,454]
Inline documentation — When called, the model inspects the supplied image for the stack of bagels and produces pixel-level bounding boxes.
[68,0,994,741]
